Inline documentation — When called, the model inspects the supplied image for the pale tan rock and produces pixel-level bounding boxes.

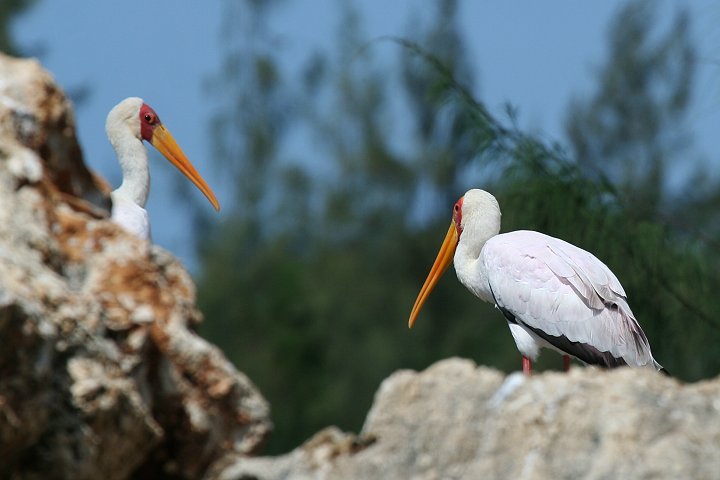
[218,358,720,480]
[0,53,271,479]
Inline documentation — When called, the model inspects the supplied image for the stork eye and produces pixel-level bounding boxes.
[144,113,154,123]
[454,203,460,212]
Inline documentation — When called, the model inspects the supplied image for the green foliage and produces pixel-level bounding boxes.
[197,0,720,454]
[566,0,695,218]
[0,0,34,55]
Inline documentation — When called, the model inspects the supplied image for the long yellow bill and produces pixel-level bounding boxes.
[408,222,459,328]
[151,124,221,211]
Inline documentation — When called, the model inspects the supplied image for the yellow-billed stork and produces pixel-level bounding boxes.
[408,189,665,375]
[105,97,219,240]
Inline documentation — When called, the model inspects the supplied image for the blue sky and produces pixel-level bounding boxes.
[13,0,720,269]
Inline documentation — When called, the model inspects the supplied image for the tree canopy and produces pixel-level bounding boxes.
[0,0,34,55]
[196,0,720,454]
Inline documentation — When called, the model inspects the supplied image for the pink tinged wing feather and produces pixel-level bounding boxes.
[481,230,656,367]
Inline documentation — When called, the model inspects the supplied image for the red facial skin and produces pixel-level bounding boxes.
[453,196,464,238]
[139,103,161,142]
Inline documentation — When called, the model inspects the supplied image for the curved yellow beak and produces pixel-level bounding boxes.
[150,124,221,212]
[408,222,459,328]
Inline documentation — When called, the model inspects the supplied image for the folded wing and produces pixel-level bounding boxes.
[482,230,659,369]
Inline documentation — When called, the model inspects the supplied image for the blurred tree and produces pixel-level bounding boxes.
[199,0,503,454]
[0,0,35,55]
[0,1,90,107]
[399,0,479,210]
[564,0,720,245]
[559,0,720,378]
[566,0,695,220]
[197,0,720,456]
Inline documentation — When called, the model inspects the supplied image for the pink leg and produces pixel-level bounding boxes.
[522,356,532,375]
[563,355,571,372]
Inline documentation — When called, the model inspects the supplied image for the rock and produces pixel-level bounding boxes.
[0,53,270,479]
[218,358,720,480]
[0,53,109,211]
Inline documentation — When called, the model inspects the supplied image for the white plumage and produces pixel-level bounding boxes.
[107,98,152,239]
[105,97,220,240]
[111,193,151,240]
[409,189,664,374]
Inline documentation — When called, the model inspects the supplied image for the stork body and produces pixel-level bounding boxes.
[106,97,219,240]
[409,189,664,374]
[111,193,151,240]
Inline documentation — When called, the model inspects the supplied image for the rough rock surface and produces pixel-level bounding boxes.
[219,358,720,480]
[0,53,270,479]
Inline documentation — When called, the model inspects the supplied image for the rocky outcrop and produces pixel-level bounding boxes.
[3,53,720,480]
[218,358,720,480]
[0,53,270,479]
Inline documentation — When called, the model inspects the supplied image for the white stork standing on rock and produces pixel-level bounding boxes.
[105,97,220,240]
[408,189,666,375]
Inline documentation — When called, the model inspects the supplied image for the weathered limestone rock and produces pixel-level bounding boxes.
[218,358,720,480]
[0,53,270,479]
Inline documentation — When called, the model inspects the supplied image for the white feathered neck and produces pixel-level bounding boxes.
[106,97,150,207]
[453,189,502,303]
